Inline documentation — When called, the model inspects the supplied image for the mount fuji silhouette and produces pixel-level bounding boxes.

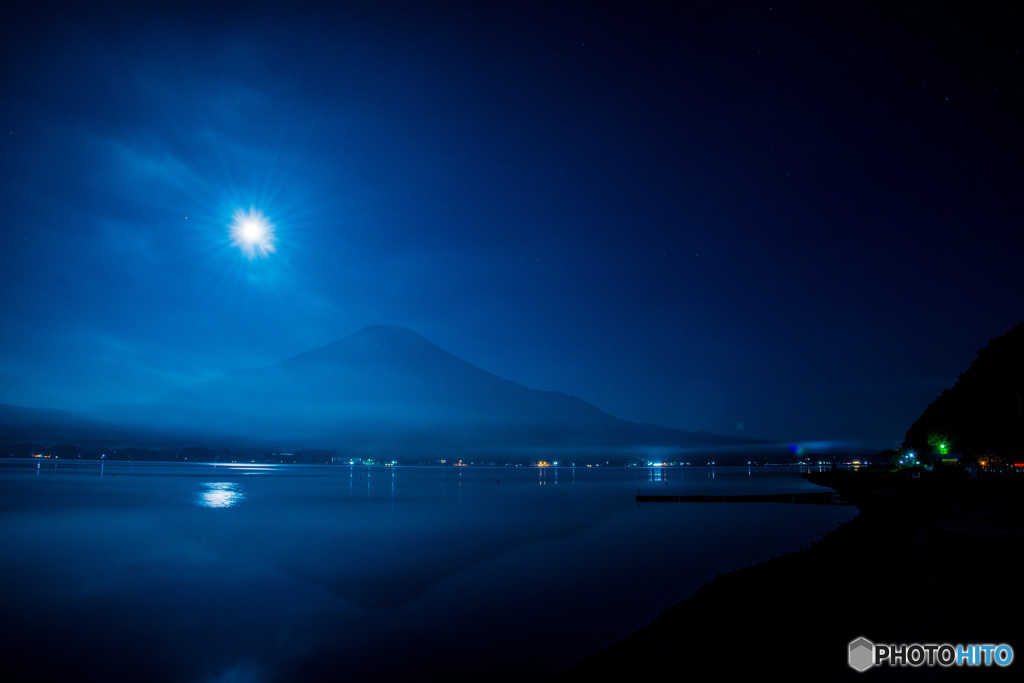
[4,326,759,458]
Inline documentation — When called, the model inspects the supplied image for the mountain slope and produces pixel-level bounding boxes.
[904,320,1024,459]
[19,326,757,455]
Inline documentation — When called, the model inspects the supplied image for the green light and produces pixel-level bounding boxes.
[927,434,953,456]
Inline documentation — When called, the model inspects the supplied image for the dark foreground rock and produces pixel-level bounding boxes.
[553,468,1024,682]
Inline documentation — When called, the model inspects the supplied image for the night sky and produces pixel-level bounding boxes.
[2,1,1021,450]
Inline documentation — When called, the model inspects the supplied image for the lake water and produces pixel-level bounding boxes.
[0,460,854,682]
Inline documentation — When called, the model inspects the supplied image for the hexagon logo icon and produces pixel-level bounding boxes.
[849,637,875,672]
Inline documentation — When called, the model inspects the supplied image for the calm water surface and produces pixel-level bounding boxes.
[0,460,854,682]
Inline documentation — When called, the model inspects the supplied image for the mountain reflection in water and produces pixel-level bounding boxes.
[0,461,853,682]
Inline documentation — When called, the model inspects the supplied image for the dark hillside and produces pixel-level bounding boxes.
[904,321,1024,461]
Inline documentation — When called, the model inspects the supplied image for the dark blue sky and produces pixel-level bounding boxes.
[2,1,1021,449]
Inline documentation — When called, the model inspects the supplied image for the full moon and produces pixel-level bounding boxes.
[229,207,277,259]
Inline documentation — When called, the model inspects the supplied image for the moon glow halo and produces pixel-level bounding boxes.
[229,207,277,259]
